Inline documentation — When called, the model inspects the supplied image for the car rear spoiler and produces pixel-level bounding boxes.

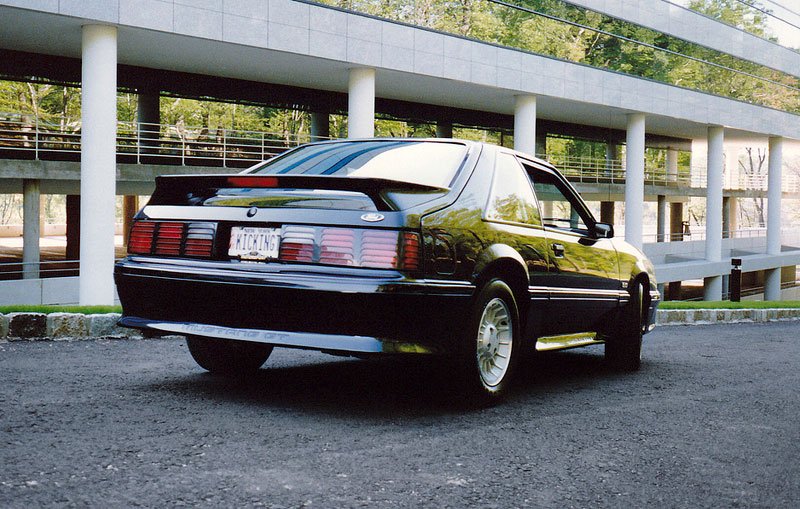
[148,174,451,211]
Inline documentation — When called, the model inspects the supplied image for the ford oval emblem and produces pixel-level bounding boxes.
[361,213,385,223]
[246,207,258,217]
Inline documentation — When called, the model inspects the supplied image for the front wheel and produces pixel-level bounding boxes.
[605,281,645,371]
[186,335,273,375]
[455,279,520,403]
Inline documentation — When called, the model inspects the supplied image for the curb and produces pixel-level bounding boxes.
[1,309,799,341]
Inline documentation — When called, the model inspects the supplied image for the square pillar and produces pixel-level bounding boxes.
[670,202,684,241]
[600,201,615,225]
[624,113,646,250]
[22,179,41,279]
[311,111,330,141]
[66,195,80,261]
[80,25,118,305]
[666,148,678,183]
[348,68,375,138]
[513,95,537,155]
[436,121,453,139]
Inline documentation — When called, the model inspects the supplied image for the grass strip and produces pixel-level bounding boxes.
[659,301,800,310]
[0,305,122,315]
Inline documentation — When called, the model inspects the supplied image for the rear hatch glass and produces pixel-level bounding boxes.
[249,140,468,188]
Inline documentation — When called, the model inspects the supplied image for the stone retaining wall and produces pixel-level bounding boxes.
[0,309,798,341]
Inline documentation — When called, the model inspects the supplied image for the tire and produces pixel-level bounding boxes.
[186,335,273,375]
[455,279,520,404]
[606,281,645,371]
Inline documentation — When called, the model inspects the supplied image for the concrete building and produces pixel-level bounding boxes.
[0,0,798,304]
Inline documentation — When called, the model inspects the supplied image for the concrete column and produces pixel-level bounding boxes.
[137,90,159,135]
[22,179,41,279]
[310,111,330,141]
[704,126,724,301]
[666,148,678,183]
[513,95,537,155]
[435,121,453,138]
[347,68,375,138]
[729,197,738,233]
[600,201,615,224]
[66,195,80,261]
[80,25,118,305]
[670,202,684,241]
[122,196,139,248]
[657,195,666,242]
[765,136,784,301]
[624,113,645,250]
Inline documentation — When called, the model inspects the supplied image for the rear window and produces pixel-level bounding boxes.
[250,140,467,188]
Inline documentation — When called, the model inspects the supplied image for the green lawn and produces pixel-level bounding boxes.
[659,301,800,310]
[0,305,122,315]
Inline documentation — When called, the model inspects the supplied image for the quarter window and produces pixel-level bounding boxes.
[485,153,541,226]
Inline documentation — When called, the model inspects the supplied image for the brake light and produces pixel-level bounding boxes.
[128,221,155,254]
[226,176,278,188]
[277,226,421,272]
[154,222,184,255]
[279,225,315,262]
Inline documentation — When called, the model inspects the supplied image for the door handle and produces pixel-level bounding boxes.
[551,243,565,258]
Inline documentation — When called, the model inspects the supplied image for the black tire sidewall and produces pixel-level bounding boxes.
[186,335,273,375]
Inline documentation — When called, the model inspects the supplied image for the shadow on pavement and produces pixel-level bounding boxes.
[141,344,639,418]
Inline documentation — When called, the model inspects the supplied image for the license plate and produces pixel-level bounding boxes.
[228,227,281,261]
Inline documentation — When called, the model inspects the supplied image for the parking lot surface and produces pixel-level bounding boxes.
[1,322,798,507]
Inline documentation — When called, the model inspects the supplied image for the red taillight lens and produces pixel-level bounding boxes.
[128,221,155,254]
[279,225,315,262]
[400,232,421,272]
[154,222,184,255]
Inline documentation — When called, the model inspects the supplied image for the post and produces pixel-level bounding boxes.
[606,142,618,179]
[436,121,453,139]
[513,95,537,155]
[311,111,331,141]
[348,68,375,138]
[600,201,615,225]
[137,88,160,161]
[666,148,678,184]
[122,196,139,248]
[730,258,742,302]
[80,24,118,305]
[22,179,41,279]
[765,136,784,301]
[657,195,666,242]
[624,113,646,250]
[66,195,80,261]
[704,126,724,301]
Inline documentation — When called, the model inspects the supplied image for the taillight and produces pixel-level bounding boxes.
[279,225,315,262]
[277,226,421,272]
[126,220,217,259]
[128,221,155,254]
[154,222,184,255]
[184,223,215,257]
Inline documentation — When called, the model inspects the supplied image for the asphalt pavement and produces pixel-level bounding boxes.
[1,322,798,508]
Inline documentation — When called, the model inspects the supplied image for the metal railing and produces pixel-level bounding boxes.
[1,112,798,191]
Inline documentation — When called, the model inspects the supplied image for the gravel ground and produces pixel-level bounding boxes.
[1,322,798,508]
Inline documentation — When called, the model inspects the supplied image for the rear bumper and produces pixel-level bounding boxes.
[114,257,474,354]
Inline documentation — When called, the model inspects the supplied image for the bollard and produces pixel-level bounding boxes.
[730,258,742,302]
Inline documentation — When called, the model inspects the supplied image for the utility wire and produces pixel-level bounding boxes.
[488,0,800,93]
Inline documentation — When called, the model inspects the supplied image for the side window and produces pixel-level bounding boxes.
[485,153,541,226]
[527,167,591,233]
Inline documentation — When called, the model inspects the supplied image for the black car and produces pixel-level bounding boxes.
[115,139,659,402]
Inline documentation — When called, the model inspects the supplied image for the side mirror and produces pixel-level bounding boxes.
[593,222,614,239]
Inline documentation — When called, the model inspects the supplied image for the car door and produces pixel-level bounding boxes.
[520,161,621,335]
[482,152,550,340]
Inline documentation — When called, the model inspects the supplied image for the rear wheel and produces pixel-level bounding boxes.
[455,279,520,403]
[186,335,273,375]
[605,281,645,371]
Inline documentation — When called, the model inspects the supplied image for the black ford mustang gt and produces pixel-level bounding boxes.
[115,139,659,401]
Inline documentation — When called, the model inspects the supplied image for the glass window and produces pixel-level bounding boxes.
[485,154,540,226]
[251,140,467,188]
[528,168,590,232]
